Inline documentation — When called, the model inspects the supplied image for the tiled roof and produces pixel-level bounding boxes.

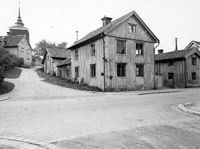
[46,48,71,59]
[57,58,71,67]
[68,10,159,49]
[155,48,200,61]
[4,35,25,47]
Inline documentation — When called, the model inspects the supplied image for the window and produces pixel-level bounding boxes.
[117,63,126,77]
[136,43,144,55]
[129,23,136,33]
[75,49,78,60]
[75,66,79,78]
[168,61,173,66]
[192,72,196,80]
[91,44,95,56]
[168,73,174,80]
[117,40,126,54]
[90,64,96,77]
[136,64,144,77]
[192,57,197,65]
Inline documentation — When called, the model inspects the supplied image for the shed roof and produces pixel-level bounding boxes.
[57,58,71,67]
[46,48,71,59]
[155,48,200,61]
[68,10,159,50]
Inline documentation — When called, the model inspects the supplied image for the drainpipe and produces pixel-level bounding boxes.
[101,33,106,91]
[154,41,160,89]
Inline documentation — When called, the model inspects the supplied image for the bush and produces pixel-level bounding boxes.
[0,48,23,79]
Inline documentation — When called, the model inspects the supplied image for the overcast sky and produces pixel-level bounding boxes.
[0,0,200,53]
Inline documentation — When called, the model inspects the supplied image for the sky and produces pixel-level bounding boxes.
[0,0,200,53]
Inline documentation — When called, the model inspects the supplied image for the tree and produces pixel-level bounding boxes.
[57,42,67,50]
[33,40,68,56]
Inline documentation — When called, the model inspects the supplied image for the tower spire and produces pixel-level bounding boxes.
[15,1,24,27]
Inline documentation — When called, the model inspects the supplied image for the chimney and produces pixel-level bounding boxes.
[175,37,178,51]
[76,31,78,41]
[101,16,112,27]
[158,49,164,54]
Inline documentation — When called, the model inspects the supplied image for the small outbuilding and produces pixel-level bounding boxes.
[57,58,71,79]
[155,48,200,88]
[42,48,70,76]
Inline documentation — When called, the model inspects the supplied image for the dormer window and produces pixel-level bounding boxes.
[129,23,136,33]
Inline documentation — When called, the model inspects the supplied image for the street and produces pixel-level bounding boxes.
[1,68,200,148]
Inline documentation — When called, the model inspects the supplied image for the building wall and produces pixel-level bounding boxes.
[18,38,32,66]
[71,39,104,89]
[71,14,156,90]
[57,65,71,79]
[44,54,65,76]
[155,60,185,88]
[186,54,200,86]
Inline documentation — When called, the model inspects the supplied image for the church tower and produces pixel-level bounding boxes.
[8,4,30,42]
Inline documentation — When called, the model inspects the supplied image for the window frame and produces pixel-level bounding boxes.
[117,63,126,77]
[90,64,96,78]
[75,49,78,60]
[192,72,196,80]
[75,66,79,78]
[168,73,174,80]
[192,57,197,65]
[116,39,126,54]
[168,61,173,66]
[136,43,144,56]
[91,43,96,56]
[128,23,137,33]
[136,64,144,77]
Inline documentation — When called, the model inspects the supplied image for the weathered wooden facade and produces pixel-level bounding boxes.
[155,48,200,88]
[57,58,71,79]
[42,48,70,76]
[68,11,159,90]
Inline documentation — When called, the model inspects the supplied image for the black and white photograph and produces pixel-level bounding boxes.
[0,0,200,148]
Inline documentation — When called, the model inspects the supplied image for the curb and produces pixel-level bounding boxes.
[0,136,58,149]
[177,102,200,116]
[0,97,10,102]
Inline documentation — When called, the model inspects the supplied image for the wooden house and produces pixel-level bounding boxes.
[57,58,71,79]
[155,48,200,88]
[0,35,32,66]
[68,10,159,90]
[185,41,200,50]
[42,48,70,76]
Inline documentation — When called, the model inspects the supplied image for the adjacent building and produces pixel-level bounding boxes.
[57,58,71,79]
[0,6,32,67]
[155,48,200,88]
[68,10,159,90]
[42,48,70,76]
[0,35,32,66]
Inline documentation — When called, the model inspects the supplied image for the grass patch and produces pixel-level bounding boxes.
[0,81,15,95]
[35,68,102,92]
[5,67,22,79]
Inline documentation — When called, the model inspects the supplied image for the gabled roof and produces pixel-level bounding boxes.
[155,48,200,61]
[185,40,200,49]
[57,58,71,67]
[68,10,159,50]
[46,48,71,59]
[4,35,25,47]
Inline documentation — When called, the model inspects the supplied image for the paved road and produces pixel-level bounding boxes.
[0,68,200,148]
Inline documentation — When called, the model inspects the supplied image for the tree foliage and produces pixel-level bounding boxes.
[33,40,67,56]
[0,48,23,84]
